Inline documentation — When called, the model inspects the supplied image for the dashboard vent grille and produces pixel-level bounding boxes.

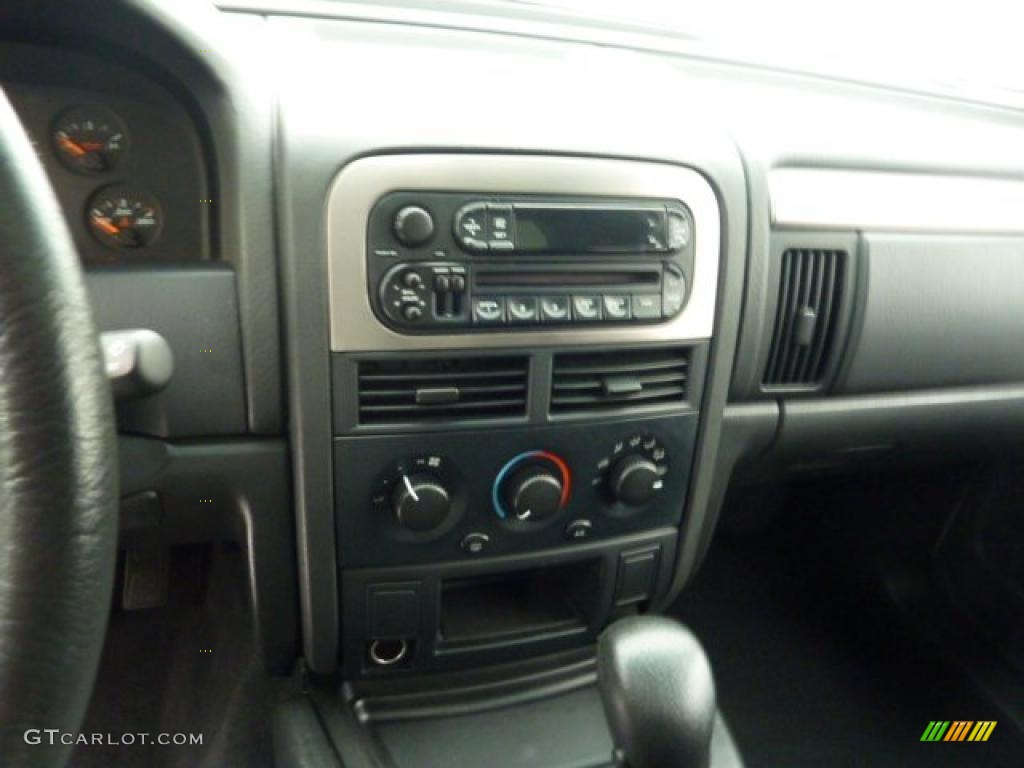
[551,347,690,415]
[358,356,528,424]
[763,248,846,387]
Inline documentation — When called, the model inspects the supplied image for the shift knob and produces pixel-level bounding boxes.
[598,616,716,768]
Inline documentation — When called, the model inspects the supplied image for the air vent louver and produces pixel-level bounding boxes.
[763,248,846,388]
[551,347,690,415]
[358,356,528,424]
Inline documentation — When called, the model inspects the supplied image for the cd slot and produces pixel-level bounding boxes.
[475,268,661,290]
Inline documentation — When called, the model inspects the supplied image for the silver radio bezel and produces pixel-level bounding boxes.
[326,154,720,352]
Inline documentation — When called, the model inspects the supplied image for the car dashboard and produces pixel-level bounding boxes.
[2,1,1024,766]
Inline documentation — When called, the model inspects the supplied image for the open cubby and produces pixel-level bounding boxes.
[439,560,602,649]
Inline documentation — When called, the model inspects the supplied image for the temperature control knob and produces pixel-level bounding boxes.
[393,205,435,246]
[493,450,572,528]
[505,465,564,523]
[392,473,451,532]
[609,455,662,506]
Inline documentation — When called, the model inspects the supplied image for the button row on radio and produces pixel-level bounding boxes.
[472,294,663,325]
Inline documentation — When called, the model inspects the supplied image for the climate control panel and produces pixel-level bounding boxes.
[334,414,698,567]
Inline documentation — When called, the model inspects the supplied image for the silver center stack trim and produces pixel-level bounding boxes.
[326,154,721,352]
[770,168,1024,234]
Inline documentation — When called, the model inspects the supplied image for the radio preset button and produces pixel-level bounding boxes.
[540,296,570,323]
[488,240,514,251]
[603,295,630,320]
[507,296,538,323]
[472,297,505,324]
[572,295,602,321]
[631,294,661,319]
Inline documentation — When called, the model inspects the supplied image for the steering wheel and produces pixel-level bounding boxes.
[0,89,118,765]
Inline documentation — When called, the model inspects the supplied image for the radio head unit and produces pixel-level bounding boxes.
[367,192,695,333]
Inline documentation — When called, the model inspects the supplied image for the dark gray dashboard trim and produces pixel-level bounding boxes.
[835,233,1024,394]
[691,401,780,570]
[268,12,750,673]
[730,230,861,400]
[118,436,299,673]
[29,0,287,434]
[280,144,744,678]
[774,385,1024,467]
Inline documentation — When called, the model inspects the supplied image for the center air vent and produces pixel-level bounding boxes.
[551,347,690,415]
[763,248,847,389]
[358,356,528,425]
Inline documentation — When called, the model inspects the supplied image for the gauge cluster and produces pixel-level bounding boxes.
[2,45,211,265]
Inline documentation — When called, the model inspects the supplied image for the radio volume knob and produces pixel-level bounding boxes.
[393,206,435,246]
[392,473,451,532]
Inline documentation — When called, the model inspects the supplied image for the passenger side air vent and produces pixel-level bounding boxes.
[763,248,847,388]
[357,356,529,424]
[551,347,690,415]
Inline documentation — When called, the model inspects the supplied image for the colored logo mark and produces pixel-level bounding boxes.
[921,721,997,742]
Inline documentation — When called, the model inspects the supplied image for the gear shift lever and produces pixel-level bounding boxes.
[598,616,717,768]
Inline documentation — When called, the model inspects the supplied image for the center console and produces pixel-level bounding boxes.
[326,154,720,678]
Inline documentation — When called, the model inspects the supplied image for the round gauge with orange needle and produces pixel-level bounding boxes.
[52,106,127,174]
[86,185,162,250]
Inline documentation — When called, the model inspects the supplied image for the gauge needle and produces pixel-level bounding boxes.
[92,216,120,236]
[56,133,87,157]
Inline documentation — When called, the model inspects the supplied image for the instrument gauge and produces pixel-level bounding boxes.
[52,106,127,174]
[86,185,162,250]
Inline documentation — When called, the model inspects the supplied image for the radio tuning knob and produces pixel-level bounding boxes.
[392,473,451,532]
[609,455,661,506]
[393,205,435,247]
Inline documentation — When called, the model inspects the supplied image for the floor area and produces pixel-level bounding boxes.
[671,506,1011,768]
[70,546,278,768]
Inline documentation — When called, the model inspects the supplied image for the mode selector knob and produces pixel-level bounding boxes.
[505,465,564,523]
[609,455,661,506]
[393,206,435,247]
[392,473,451,532]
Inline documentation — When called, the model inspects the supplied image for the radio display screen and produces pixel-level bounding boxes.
[513,205,665,253]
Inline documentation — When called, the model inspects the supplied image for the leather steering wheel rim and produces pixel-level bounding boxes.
[0,89,118,766]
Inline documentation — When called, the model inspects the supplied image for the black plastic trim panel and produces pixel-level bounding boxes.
[118,435,299,673]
